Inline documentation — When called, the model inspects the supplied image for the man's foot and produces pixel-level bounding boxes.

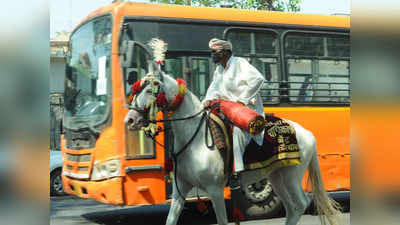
[229,173,241,190]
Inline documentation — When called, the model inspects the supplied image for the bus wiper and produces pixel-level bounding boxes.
[65,89,81,112]
[83,122,100,139]
[72,89,82,105]
[74,119,100,139]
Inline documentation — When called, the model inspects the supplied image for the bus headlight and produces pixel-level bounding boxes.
[91,159,121,181]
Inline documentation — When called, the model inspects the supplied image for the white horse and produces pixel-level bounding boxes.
[124,70,342,225]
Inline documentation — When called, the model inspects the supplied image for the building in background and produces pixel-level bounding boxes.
[50,31,69,150]
[51,31,69,93]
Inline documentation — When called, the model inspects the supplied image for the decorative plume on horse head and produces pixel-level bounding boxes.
[148,38,168,67]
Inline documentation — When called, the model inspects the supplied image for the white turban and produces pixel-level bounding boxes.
[209,38,232,51]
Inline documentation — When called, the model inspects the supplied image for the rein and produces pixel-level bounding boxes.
[144,110,207,200]
[149,107,206,123]
[144,107,211,155]
[145,106,216,150]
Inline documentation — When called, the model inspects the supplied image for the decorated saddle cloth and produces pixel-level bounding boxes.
[207,106,301,175]
[243,115,301,174]
[208,110,232,152]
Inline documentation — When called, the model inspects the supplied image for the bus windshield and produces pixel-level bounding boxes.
[64,16,112,130]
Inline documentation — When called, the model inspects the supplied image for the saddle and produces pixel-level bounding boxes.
[207,100,301,176]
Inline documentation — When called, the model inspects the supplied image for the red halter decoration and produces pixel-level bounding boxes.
[155,92,167,108]
[167,78,187,112]
[128,80,142,104]
[131,80,142,96]
[128,78,187,117]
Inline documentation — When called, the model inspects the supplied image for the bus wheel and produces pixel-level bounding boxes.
[238,178,282,219]
[50,169,65,196]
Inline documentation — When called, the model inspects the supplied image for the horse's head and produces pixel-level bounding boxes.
[124,74,166,131]
[124,71,190,132]
[124,38,190,132]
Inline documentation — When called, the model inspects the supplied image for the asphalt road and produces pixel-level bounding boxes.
[50,195,350,225]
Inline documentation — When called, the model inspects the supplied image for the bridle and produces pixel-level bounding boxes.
[127,75,195,127]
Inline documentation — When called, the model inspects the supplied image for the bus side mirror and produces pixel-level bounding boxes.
[120,40,135,68]
[120,40,152,69]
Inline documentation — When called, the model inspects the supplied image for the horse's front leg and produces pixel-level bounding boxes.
[206,185,229,225]
[165,178,192,225]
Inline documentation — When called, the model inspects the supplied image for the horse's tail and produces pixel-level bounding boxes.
[308,149,342,225]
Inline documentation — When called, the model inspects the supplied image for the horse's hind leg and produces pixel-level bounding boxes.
[165,179,193,225]
[269,166,311,225]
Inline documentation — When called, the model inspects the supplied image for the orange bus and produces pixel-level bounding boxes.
[61,2,350,218]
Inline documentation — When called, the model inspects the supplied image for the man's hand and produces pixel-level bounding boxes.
[203,100,211,107]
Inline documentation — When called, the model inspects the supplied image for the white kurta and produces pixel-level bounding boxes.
[203,56,266,172]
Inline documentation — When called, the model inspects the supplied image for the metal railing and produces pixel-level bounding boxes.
[260,80,351,105]
[50,93,64,150]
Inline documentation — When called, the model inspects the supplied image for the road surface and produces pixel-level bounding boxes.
[51,195,350,225]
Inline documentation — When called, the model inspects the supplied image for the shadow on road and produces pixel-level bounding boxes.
[55,193,350,225]
[82,204,219,225]
[51,195,111,216]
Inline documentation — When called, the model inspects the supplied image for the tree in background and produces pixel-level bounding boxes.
[149,0,301,12]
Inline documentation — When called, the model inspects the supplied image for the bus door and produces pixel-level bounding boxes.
[120,41,167,205]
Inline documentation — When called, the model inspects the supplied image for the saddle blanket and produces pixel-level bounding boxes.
[243,115,301,174]
[208,113,301,175]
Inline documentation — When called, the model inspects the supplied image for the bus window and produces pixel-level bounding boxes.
[226,29,280,104]
[164,55,211,101]
[251,57,279,103]
[126,127,155,159]
[164,58,183,79]
[284,33,350,104]
[191,58,210,100]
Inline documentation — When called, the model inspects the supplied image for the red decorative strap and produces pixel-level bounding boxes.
[131,80,142,96]
[164,157,173,174]
[167,94,185,111]
[233,207,245,221]
[167,78,187,113]
[128,78,187,115]
[197,201,208,213]
[155,92,167,108]
[176,78,186,86]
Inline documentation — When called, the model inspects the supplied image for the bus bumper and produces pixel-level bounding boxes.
[62,174,124,205]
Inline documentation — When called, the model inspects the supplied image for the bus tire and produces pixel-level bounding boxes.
[237,178,282,219]
[50,169,65,196]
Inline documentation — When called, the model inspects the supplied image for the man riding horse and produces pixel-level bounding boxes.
[203,38,266,188]
[124,38,342,225]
